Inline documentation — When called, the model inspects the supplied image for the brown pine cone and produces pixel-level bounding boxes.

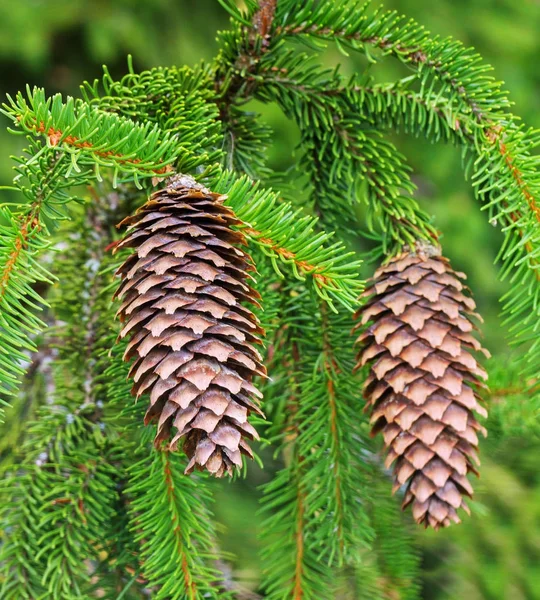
[353,245,489,529]
[113,175,265,477]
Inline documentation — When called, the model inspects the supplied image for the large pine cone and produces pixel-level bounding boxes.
[113,175,265,477]
[354,246,489,529]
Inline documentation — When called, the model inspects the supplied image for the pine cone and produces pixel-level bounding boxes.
[353,246,489,529]
[113,175,265,477]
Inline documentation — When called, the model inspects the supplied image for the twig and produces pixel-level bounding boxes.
[252,0,277,43]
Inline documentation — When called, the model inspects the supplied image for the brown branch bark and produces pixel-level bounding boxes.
[252,0,277,42]
[28,120,173,175]
[243,226,330,286]
[0,211,38,301]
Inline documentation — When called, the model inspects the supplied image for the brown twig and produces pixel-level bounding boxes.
[215,0,278,118]
[489,384,539,399]
[252,0,277,42]
[28,120,173,175]
[243,226,330,287]
[0,211,41,302]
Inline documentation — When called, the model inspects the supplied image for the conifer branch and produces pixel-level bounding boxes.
[250,31,539,377]
[81,64,364,311]
[0,83,214,413]
[2,404,116,598]
[293,472,306,600]
[274,2,510,120]
[352,81,474,143]
[353,82,540,377]
[0,212,119,597]
[260,333,333,600]
[81,64,224,172]
[124,441,229,600]
[279,7,539,218]
[288,343,308,600]
[0,468,49,598]
[271,2,540,246]
[37,455,117,598]
[2,88,180,179]
[0,146,66,415]
[297,301,372,565]
[367,477,421,600]
[211,172,365,311]
[260,289,371,597]
[249,52,439,253]
[215,0,280,180]
[86,481,145,599]
[0,211,39,299]
[1,1,539,594]
[159,451,199,598]
[355,82,540,241]
[320,304,346,554]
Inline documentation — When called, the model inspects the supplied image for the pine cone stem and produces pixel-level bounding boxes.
[354,244,489,529]
[114,175,266,477]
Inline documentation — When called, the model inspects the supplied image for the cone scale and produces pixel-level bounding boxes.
[113,176,265,477]
[354,245,489,529]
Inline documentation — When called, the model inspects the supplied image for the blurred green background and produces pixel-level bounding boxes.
[0,1,539,598]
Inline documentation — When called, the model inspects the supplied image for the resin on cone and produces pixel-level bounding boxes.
[113,175,265,477]
[353,244,489,529]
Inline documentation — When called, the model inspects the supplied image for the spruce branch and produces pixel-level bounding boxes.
[260,333,334,600]
[84,475,145,600]
[352,82,540,379]
[260,288,372,598]
[353,80,475,143]
[0,208,121,598]
[270,2,540,245]
[80,63,364,311]
[151,450,199,598]
[0,146,67,416]
[2,88,180,180]
[298,301,372,564]
[124,437,231,600]
[248,51,438,253]
[274,2,510,121]
[211,171,365,311]
[1,1,539,595]
[367,477,421,600]
[320,304,348,557]
[81,64,223,172]
[216,0,278,100]
[214,0,279,179]
[0,468,48,599]
[248,26,539,379]
[222,105,273,179]
[0,82,218,415]
[36,453,117,599]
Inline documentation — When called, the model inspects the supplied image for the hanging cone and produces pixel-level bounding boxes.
[113,175,265,477]
[353,244,489,529]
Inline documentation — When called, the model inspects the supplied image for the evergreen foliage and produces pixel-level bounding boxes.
[0,1,538,597]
